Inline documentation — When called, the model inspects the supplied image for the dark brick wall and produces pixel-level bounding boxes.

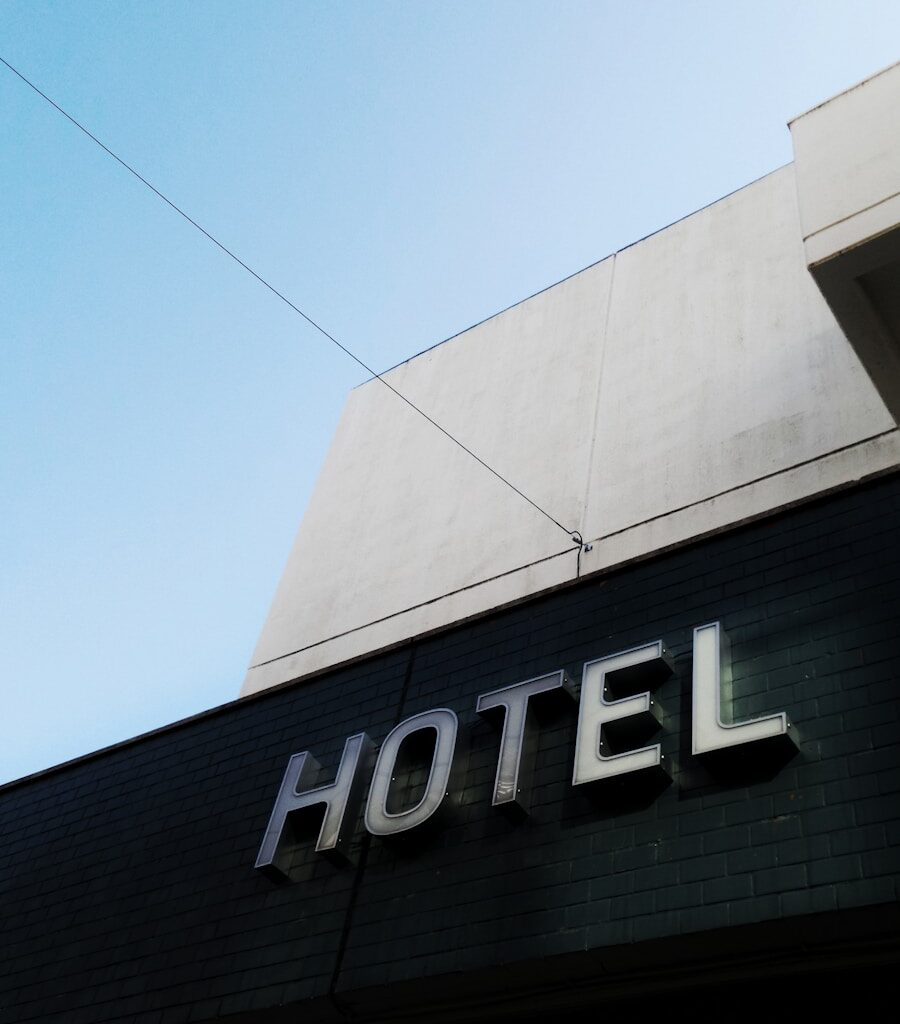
[2,473,899,1022]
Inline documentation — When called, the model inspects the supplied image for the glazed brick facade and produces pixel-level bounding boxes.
[2,472,899,1022]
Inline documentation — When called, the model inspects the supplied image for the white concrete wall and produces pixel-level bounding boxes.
[582,166,890,540]
[243,166,899,697]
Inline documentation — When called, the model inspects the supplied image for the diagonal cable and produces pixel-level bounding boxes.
[1,55,582,546]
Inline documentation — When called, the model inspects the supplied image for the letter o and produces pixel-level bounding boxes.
[365,708,458,836]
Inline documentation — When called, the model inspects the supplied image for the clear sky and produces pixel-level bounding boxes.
[2,1,899,785]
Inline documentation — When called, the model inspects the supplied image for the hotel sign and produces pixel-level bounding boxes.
[256,622,795,879]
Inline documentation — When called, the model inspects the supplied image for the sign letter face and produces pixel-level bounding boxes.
[573,641,671,786]
[255,732,374,879]
[477,671,575,813]
[692,621,791,756]
[365,708,459,837]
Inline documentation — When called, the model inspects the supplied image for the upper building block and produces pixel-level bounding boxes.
[790,61,900,421]
[242,69,900,698]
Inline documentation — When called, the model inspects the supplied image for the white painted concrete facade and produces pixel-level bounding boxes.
[242,66,900,697]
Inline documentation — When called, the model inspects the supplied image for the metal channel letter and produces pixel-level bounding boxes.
[476,670,575,813]
[573,641,671,786]
[692,621,790,756]
[365,708,458,837]
[255,732,374,879]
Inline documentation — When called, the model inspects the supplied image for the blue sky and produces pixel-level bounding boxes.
[2,1,899,784]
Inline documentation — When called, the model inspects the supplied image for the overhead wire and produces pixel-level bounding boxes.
[0,55,583,546]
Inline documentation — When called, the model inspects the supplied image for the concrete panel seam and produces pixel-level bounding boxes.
[802,187,900,247]
[249,546,576,669]
[578,252,618,557]
[585,428,899,545]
